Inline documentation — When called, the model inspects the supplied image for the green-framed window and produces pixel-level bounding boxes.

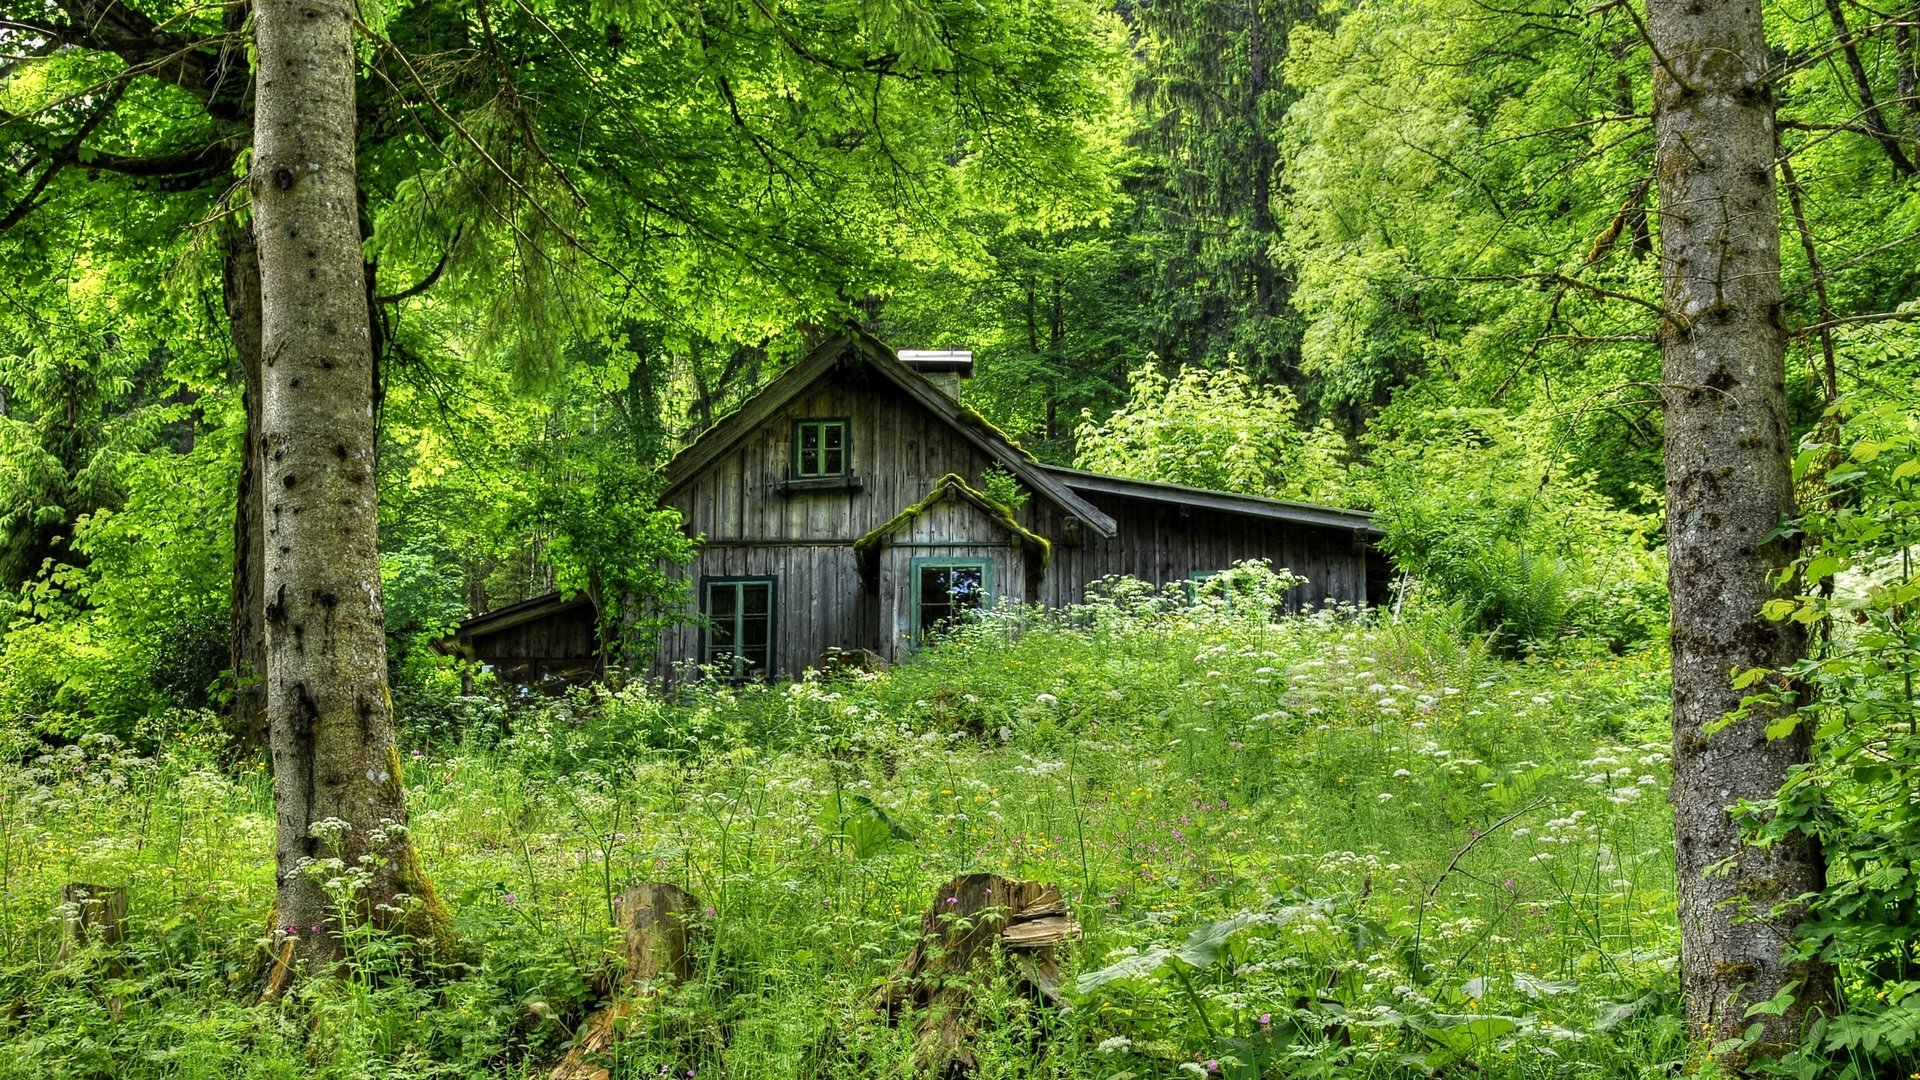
[792,419,851,478]
[911,558,991,643]
[702,576,775,679]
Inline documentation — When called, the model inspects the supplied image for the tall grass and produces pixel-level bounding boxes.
[0,586,1683,1078]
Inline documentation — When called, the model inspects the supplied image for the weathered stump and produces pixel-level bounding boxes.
[549,882,697,1080]
[58,883,128,963]
[873,873,1079,1077]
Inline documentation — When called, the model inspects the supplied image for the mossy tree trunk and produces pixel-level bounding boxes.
[249,0,447,989]
[1646,0,1834,1057]
[224,221,267,752]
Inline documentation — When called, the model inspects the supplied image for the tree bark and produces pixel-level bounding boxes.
[1646,0,1835,1059]
[224,222,268,752]
[549,882,697,1080]
[872,874,1078,1076]
[250,0,447,989]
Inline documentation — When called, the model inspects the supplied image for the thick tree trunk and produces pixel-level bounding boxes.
[1647,0,1834,1058]
[250,0,447,988]
[224,223,267,751]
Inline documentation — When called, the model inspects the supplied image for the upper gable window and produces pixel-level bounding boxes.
[792,419,850,478]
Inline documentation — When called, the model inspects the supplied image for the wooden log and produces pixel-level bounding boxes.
[58,883,127,963]
[873,873,1079,1077]
[549,882,696,1080]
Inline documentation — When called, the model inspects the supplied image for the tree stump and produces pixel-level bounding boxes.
[549,882,697,1080]
[58,883,128,963]
[873,873,1079,1077]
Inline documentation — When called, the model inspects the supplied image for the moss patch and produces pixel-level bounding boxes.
[855,474,1051,572]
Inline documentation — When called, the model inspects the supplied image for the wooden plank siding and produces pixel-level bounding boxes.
[650,358,1382,681]
[654,364,1034,678]
[875,496,1029,659]
[1063,493,1369,612]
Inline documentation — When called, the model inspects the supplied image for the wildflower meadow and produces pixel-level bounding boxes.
[0,581,1705,1078]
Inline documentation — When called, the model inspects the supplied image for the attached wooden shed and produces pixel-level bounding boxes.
[434,592,601,687]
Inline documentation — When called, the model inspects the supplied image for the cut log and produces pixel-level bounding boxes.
[549,882,697,1080]
[58,883,128,963]
[873,873,1079,1076]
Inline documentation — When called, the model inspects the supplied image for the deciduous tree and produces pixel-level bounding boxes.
[1645,0,1833,1055]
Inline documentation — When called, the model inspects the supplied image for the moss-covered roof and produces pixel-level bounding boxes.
[854,473,1051,571]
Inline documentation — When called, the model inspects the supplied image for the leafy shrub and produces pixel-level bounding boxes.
[1074,362,1350,502]
[1734,377,1920,1076]
[0,426,236,747]
[1366,407,1666,654]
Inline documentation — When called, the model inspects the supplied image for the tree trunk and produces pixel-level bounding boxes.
[1647,0,1834,1059]
[224,222,268,752]
[250,0,448,990]
[58,882,128,962]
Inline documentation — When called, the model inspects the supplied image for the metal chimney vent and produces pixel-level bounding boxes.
[897,349,973,401]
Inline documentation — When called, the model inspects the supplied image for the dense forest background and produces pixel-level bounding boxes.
[3,0,1920,1073]
[23,0,1905,730]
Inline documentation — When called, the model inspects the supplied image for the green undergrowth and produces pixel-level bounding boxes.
[0,583,1684,1078]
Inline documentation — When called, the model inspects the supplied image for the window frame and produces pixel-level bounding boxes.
[909,557,993,645]
[791,418,852,479]
[699,575,778,680]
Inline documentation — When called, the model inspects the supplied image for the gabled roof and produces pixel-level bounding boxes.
[1041,465,1383,537]
[661,328,1119,537]
[853,473,1051,568]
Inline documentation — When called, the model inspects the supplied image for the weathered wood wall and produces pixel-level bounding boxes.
[1046,494,1373,612]
[656,361,1023,677]
[469,608,599,683]
[655,355,1381,679]
[875,497,1029,661]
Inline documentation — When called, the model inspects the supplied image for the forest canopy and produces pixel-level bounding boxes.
[3,0,1919,1075]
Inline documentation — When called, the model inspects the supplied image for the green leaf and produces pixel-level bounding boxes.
[1802,555,1843,584]
[1073,947,1174,993]
[1174,910,1269,968]
[1763,713,1803,740]
[1743,980,1800,1017]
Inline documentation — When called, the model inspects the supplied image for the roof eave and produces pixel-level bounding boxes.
[1041,465,1383,536]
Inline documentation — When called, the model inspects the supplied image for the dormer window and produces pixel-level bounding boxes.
[793,419,850,478]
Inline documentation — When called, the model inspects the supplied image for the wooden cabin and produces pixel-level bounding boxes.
[442,329,1389,683]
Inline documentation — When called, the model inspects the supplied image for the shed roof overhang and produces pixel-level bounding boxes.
[1040,465,1383,538]
[432,591,595,658]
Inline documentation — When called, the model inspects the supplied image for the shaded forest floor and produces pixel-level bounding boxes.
[0,602,1688,1078]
